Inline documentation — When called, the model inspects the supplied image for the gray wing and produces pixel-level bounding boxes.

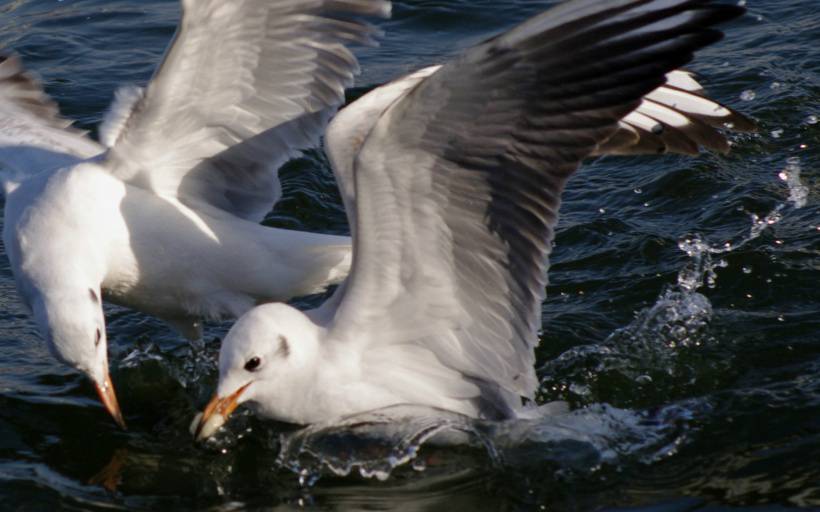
[325,65,441,233]
[102,0,389,222]
[0,54,103,179]
[595,70,756,156]
[325,0,743,411]
[327,67,753,224]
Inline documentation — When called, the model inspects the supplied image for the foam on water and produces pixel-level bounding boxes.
[270,399,719,489]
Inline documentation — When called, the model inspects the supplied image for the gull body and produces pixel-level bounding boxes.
[0,0,391,427]
[197,0,753,439]
[4,162,350,337]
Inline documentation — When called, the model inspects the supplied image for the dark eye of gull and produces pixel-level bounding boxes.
[244,357,262,372]
[95,328,102,347]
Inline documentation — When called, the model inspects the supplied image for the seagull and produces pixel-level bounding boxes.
[195,0,752,440]
[0,0,391,428]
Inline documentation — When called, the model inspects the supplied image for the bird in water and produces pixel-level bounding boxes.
[195,0,753,440]
[0,0,391,428]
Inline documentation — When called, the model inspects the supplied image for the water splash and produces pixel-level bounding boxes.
[177,336,220,388]
[271,399,714,490]
[674,155,808,298]
[540,161,807,407]
[779,156,809,209]
[118,335,219,390]
[119,339,165,369]
[277,406,489,485]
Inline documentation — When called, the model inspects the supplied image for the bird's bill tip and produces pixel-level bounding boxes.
[94,373,126,430]
[192,383,249,442]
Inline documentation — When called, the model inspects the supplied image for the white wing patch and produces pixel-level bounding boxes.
[596,71,755,156]
[99,86,145,149]
[0,54,103,183]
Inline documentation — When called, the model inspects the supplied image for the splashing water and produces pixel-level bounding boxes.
[273,401,711,488]
[540,160,808,411]
[276,406,489,485]
[119,335,219,390]
[779,156,809,208]
[677,155,808,296]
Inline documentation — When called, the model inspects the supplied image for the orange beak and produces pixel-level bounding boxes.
[94,373,126,430]
[193,383,250,441]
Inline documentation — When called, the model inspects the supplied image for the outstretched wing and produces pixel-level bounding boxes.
[0,54,103,181]
[102,0,390,222]
[596,69,755,156]
[325,0,744,414]
[327,67,752,230]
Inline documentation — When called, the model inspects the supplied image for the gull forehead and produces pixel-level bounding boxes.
[220,304,309,360]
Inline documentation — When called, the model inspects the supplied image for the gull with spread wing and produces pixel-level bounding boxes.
[0,0,391,428]
[195,0,752,439]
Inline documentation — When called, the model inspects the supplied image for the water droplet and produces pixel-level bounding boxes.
[778,170,789,181]
[740,89,756,101]
[770,81,782,90]
[737,0,746,6]
[636,375,653,384]
[598,208,606,214]
[777,315,785,322]
[411,457,427,472]
[633,188,643,194]
[771,128,783,138]
[742,266,753,274]
[643,202,650,207]
[806,115,818,125]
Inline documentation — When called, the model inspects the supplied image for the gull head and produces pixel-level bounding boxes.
[31,288,126,429]
[194,303,320,440]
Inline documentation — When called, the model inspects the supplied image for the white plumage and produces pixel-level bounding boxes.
[195,0,752,439]
[0,0,390,427]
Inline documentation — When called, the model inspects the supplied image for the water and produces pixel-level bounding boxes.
[0,0,818,510]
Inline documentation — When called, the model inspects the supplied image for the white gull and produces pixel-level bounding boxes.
[195,0,752,439]
[0,0,390,428]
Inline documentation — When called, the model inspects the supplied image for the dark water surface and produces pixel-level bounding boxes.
[1,0,819,510]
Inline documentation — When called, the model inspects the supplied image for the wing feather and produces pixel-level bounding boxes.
[594,71,755,156]
[0,54,103,178]
[103,0,389,222]
[324,0,744,415]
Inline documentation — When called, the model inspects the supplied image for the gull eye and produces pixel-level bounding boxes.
[95,328,102,347]
[244,357,262,372]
